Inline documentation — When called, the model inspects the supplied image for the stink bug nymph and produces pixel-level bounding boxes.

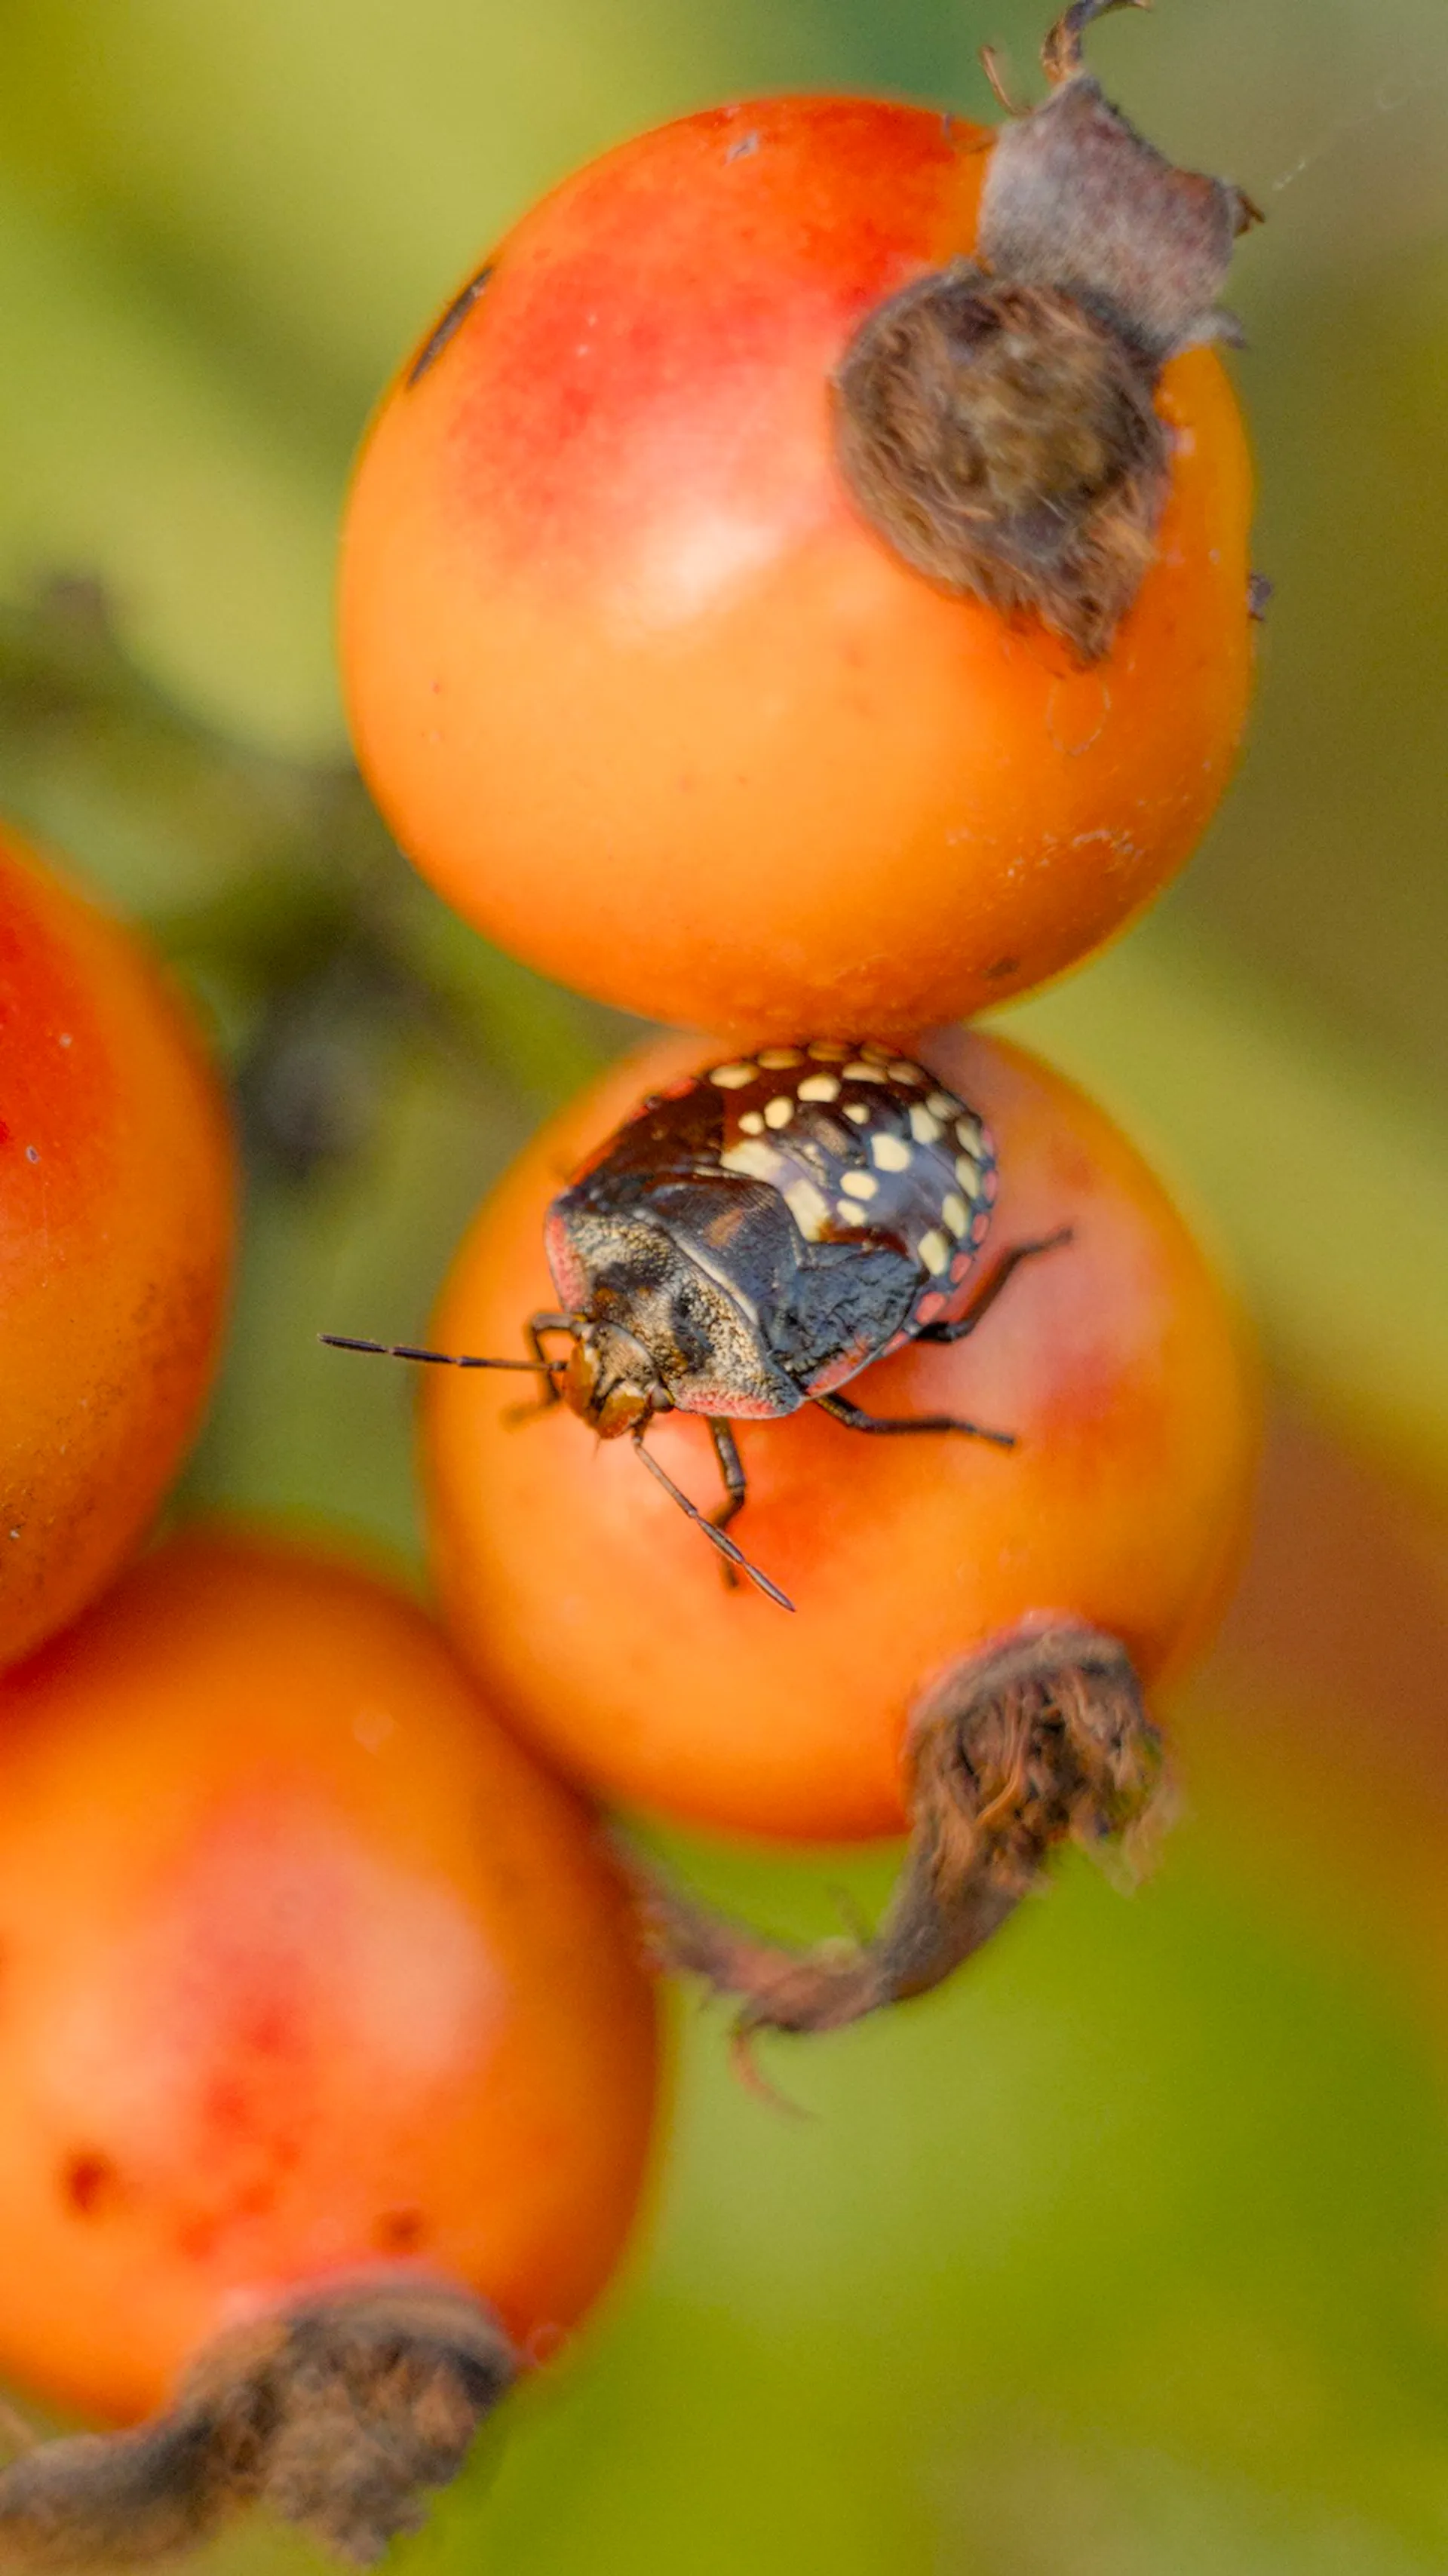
[325,1041,1070,1608]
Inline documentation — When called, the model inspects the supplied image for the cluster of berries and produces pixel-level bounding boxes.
[0,5,1260,2564]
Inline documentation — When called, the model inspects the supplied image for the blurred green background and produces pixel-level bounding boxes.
[0,0,1446,2567]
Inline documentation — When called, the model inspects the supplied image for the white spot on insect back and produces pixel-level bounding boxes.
[739,1109,765,1135]
[888,1061,923,1084]
[808,1040,849,1062]
[926,1092,958,1120]
[956,1117,982,1152]
[942,1192,968,1236]
[919,1228,951,1275]
[844,1102,870,1124]
[956,1153,980,1187]
[757,1047,803,1069]
[836,1199,867,1226]
[909,1105,943,1145]
[797,1072,840,1103]
[785,1176,830,1239]
[870,1132,912,1173]
[843,1060,886,1081]
[721,1136,781,1183]
[710,1061,757,1089]
[839,1169,878,1201]
[764,1096,794,1129]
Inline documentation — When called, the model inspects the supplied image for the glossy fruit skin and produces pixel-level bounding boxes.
[426,1031,1258,1841]
[341,98,1253,1040]
[0,830,236,1668]
[0,1529,659,2423]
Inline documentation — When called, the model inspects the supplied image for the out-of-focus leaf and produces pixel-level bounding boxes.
[0,174,339,747]
[1002,920,1448,1501]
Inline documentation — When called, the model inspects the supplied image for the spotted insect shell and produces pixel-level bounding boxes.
[545,1039,1000,1417]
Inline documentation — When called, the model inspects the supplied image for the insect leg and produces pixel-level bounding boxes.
[525,1311,578,1408]
[709,1421,748,1536]
[631,1434,794,1612]
[507,1311,578,1427]
[707,1418,749,1593]
[914,1228,1073,1345]
[813,1392,1015,1450]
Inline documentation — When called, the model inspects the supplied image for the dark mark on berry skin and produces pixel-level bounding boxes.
[374,2206,428,2254]
[726,131,760,162]
[24,1145,38,1163]
[406,262,494,388]
[63,2151,121,2218]
[1248,571,1274,621]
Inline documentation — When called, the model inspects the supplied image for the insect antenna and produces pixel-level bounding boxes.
[630,1434,795,1612]
[320,1334,568,1375]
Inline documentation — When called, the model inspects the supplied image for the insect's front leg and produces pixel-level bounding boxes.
[526,1311,576,1400]
[709,1420,747,1535]
[708,1419,748,1590]
[507,1311,576,1427]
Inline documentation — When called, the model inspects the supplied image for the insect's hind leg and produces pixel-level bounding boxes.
[813,1392,1015,1449]
[915,1229,1072,1345]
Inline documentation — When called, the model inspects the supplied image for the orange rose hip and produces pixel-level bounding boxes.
[0,1529,659,2562]
[412,1028,1256,2035]
[341,3,1257,1038]
[0,826,235,1667]
[422,1028,1257,1844]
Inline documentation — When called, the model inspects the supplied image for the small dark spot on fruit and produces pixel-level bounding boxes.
[983,956,1020,981]
[726,131,760,162]
[374,2206,428,2254]
[63,2151,120,2217]
[1248,571,1273,621]
[24,1145,38,1164]
[407,262,495,388]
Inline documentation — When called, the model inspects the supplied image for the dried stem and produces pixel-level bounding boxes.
[0,2277,515,2568]
[834,0,1256,657]
[643,1621,1167,2038]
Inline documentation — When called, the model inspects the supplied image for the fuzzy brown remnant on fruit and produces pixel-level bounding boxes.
[0,2279,514,2568]
[643,1621,1167,2038]
[835,268,1167,664]
[834,0,1256,658]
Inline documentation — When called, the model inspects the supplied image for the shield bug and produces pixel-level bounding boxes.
[325,1039,1069,1608]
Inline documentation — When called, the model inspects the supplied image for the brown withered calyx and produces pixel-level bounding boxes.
[641,1621,1168,2044]
[834,0,1259,661]
[0,2280,515,2569]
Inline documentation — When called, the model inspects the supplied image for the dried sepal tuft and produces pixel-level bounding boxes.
[0,2277,515,2569]
[985,2,1253,366]
[643,1621,1168,2039]
[835,268,1168,664]
[834,0,1256,658]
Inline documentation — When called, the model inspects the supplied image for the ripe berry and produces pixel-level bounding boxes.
[328,1038,1057,1612]
[416,1029,1256,2029]
[0,1530,658,2562]
[341,2,1256,1039]
[0,828,235,1668]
